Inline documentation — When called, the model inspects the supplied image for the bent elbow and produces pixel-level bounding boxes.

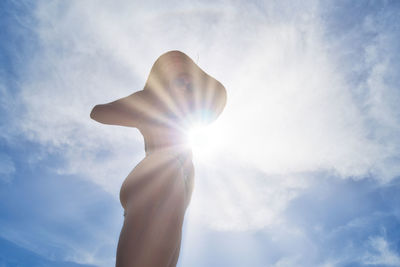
[90,105,99,121]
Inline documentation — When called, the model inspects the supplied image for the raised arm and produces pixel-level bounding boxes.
[90,91,151,128]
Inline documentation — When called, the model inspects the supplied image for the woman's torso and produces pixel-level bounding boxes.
[119,125,194,212]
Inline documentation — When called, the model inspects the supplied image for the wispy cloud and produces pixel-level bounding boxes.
[362,236,400,266]
[2,0,398,231]
[2,0,400,266]
[0,153,15,183]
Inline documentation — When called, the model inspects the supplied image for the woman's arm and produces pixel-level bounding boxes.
[90,92,150,128]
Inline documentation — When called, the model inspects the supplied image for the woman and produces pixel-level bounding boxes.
[90,50,227,267]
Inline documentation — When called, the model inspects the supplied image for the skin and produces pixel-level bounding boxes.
[90,51,226,267]
[90,71,224,267]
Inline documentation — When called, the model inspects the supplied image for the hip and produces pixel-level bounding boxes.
[119,151,194,211]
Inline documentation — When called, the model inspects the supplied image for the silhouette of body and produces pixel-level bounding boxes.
[90,51,226,267]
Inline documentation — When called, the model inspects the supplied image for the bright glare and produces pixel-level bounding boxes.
[187,122,224,159]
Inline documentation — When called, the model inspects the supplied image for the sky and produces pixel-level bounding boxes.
[1,0,400,266]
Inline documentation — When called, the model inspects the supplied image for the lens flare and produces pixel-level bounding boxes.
[187,122,223,159]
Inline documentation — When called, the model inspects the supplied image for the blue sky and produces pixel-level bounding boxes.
[1,0,400,266]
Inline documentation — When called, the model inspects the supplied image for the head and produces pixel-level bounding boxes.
[144,51,227,126]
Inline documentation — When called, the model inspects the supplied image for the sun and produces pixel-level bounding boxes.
[186,122,224,159]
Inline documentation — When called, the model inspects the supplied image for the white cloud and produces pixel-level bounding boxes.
[187,158,311,230]
[6,0,400,234]
[3,2,400,267]
[362,236,400,266]
[272,255,302,267]
[0,153,16,183]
